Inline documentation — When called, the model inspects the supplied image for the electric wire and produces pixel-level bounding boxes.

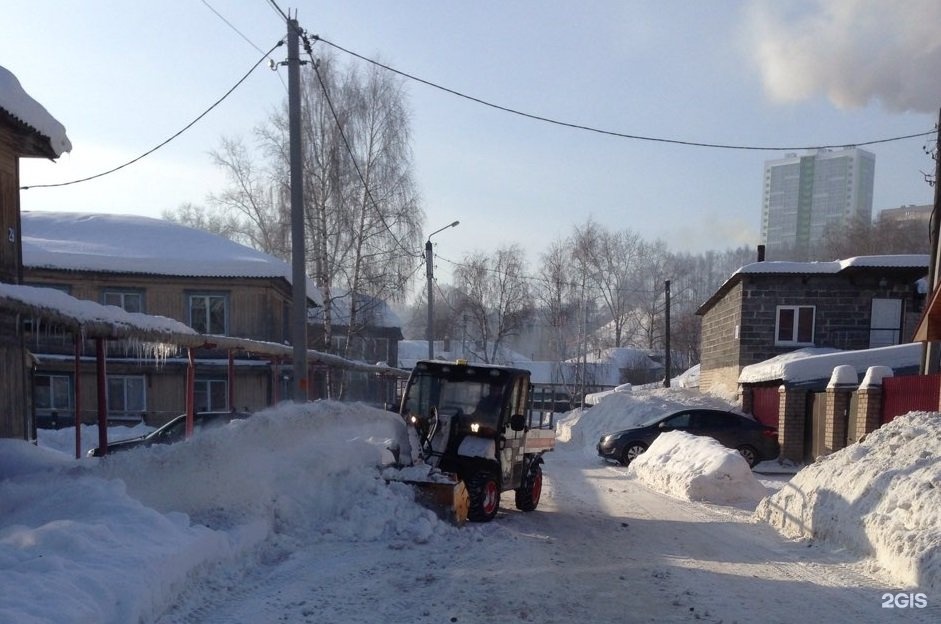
[301,31,423,261]
[265,0,289,22]
[314,35,937,152]
[21,40,285,191]
[201,0,287,92]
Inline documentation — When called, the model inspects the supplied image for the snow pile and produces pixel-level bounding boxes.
[583,382,632,406]
[755,411,941,590]
[1,401,460,624]
[627,431,769,505]
[37,422,154,457]
[556,386,737,448]
[0,439,234,624]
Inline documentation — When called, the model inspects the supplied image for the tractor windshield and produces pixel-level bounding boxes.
[403,367,509,437]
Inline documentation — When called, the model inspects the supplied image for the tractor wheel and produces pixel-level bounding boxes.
[515,462,543,512]
[467,471,501,522]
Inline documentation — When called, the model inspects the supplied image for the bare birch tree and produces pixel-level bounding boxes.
[456,245,533,363]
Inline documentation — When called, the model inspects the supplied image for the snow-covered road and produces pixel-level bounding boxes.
[154,446,937,624]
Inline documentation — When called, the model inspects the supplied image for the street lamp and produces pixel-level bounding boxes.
[426,220,460,359]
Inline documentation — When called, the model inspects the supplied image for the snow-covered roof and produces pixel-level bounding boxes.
[22,212,323,306]
[698,254,929,315]
[738,344,922,386]
[0,282,195,341]
[735,254,929,275]
[0,65,71,157]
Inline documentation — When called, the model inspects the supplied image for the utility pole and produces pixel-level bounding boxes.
[426,239,434,359]
[287,15,308,401]
[922,108,941,374]
[425,220,460,360]
[663,279,671,388]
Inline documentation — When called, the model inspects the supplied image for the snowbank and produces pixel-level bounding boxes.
[755,412,941,590]
[627,431,769,505]
[0,401,460,624]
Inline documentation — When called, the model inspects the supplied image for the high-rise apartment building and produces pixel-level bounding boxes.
[761,147,875,259]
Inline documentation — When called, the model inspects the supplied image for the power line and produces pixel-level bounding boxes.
[21,40,285,191]
[314,35,937,152]
[265,0,289,22]
[201,0,288,92]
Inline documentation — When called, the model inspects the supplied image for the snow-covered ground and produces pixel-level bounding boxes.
[2,387,939,623]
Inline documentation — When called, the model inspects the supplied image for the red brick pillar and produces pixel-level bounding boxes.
[853,366,892,442]
[824,365,857,455]
[741,385,753,415]
[778,385,807,463]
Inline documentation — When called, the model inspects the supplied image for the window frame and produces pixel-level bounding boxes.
[102,288,145,313]
[107,374,147,420]
[34,373,73,414]
[194,378,228,413]
[774,305,816,346]
[187,292,229,335]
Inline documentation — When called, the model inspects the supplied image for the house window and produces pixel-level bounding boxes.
[195,379,228,412]
[775,306,815,346]
[188,293,228,335]
[108,375,146,421]
[103,289,144,313]
[34,374,72,414]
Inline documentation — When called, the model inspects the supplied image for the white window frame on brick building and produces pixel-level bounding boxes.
[775,305,815,346]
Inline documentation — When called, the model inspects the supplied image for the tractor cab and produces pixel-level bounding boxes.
[400,360,555,521]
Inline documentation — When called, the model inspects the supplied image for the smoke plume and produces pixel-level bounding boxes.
[747,0,941,113]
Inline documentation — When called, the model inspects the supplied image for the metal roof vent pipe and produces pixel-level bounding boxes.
[757,244,766,262]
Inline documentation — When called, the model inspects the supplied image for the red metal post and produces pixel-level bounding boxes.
[227,349,235,412]
[185,347,195,438]
[95,338,107,456]
[74,335,81,459]
[271,358,280,405]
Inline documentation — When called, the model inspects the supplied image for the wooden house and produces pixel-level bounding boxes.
[22,211,323,427]
[0,65,72,438]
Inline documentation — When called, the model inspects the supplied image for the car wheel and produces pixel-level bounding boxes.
[515,461,543,512]
[737,445,759,468]
[620,442,647,466]
[467,471,501,522]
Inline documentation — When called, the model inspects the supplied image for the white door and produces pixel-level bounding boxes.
[870,299,902,348]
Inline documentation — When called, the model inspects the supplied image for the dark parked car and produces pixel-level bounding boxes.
[87,411,251,457]
[597,408,780,468]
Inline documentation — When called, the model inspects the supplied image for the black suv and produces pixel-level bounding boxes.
[597,408,780,468]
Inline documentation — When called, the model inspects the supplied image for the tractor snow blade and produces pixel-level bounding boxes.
[413,479,469,525]
[384,466,469,525]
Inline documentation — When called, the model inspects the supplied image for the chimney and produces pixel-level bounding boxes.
[757,245,766,262]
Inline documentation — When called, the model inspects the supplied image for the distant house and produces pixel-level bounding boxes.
[308,291,403,404]
[22,211,322,426]
[696,255,929,396]
[0,65,72,439]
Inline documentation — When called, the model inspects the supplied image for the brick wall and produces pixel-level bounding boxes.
[699,282,742,393]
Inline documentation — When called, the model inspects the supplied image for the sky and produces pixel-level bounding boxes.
[3,388,937,622]
[4,1,940,284]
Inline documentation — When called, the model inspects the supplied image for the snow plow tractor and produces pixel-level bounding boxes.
[393,360,556,523]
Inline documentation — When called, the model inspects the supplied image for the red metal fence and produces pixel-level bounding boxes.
[881,373,941,424]
[750,385,781,428]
